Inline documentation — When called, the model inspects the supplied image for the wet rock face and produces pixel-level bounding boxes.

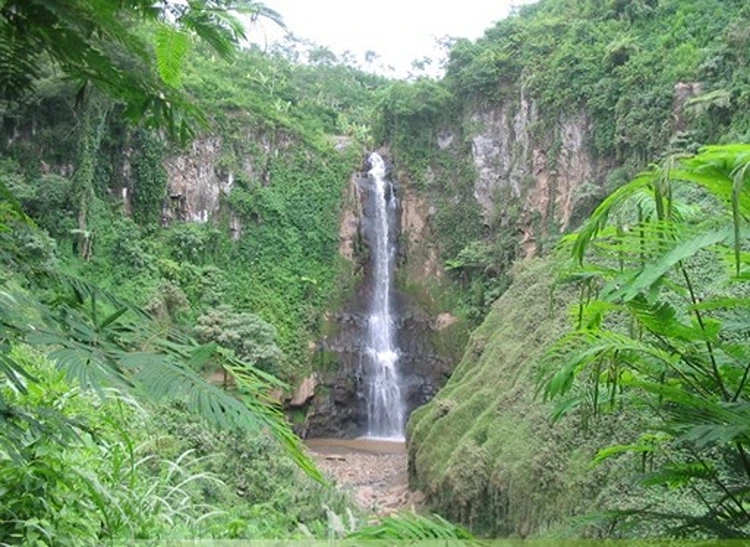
[305,161,452,438]
[305,296,452,439]
[394,305,453,412]
[305,310,368,438]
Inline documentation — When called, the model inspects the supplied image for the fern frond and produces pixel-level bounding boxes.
[154,25,190,87]
[348,512,474,540]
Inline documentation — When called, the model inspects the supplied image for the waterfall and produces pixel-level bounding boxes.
[364,152,405,440]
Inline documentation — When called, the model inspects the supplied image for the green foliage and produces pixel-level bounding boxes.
[0,0,284,139]
[0,346,353,543]
[348,512,474,540]
[445,236,517,319]
[166,222,222,265]
[149,404,354,539]
[1,160,75,239]
[220,146,360,365]
[179,41,386,147]
[0,259,321,480]
[374,79,454,175]
[0,198,58,279]
[541,144,750,536]
[195,305,285,376]
[441,0,750,159]
[0,346,211,543]
[408,257,648,537]
[146,281,190,324]
[154,25,191,88]
[107,218,157,274]
[131,130,168,225]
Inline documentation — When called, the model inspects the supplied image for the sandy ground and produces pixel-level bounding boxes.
[306,438,423,516]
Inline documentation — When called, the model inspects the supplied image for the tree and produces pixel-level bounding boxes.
[0,197,319,482]
[196,305,285,381]
[541,144,750,536]
[0,0,284,139]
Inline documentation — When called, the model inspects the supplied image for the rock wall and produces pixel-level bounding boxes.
[159,133,281,230]
[163,136,229,224]
[400,189,442,282]
[112,130,290,232]
[304,159,454,438]
[427,83,702,259]
[455,91,611,257]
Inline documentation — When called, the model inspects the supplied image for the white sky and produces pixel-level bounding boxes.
[254,0,537,77]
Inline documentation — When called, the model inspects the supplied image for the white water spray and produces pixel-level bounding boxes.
[364,153,405,440]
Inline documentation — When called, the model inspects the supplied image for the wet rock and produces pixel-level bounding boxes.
[306,157,454,438]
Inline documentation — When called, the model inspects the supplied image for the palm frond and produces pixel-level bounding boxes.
[542,144,750,535]
[1,277,320,480]
[572,169,657,264]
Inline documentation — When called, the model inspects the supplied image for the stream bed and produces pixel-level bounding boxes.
[306,438,422,516]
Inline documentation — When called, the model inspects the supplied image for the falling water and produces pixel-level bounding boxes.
[364,152,405,440]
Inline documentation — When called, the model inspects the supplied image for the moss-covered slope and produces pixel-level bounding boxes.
[407,257,667,537]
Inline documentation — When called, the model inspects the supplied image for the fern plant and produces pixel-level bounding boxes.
[540,144,750,536]
[347,512,475,541]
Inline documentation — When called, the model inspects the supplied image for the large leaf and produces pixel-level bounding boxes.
[572,170,657,265]
[605,227,733,302]
[154,25,190,87]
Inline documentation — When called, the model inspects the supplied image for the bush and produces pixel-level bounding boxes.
[195,305,286,376]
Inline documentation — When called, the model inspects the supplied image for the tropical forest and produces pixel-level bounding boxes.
[2,0,750,543]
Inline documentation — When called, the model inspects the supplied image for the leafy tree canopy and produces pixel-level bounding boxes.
[0,0,284,139]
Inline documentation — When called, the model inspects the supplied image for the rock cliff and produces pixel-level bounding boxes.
[430,90,612,259]
[304,159,457,438]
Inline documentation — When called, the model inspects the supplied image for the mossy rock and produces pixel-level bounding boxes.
[406,256,661,537]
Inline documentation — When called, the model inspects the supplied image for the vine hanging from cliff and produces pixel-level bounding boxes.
[132,130,168,226]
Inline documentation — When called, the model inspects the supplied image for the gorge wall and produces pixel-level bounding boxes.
[293,76,700,439]
[379,0,745,534]
[302,157,458,438]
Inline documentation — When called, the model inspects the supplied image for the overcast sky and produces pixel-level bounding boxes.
[254,0,537,77]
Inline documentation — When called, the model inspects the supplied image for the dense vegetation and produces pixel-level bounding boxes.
[400,0,750,538]
[3,0,750,542]
[0,1,390,543]
[409,146,750,537]
[376,0,750,320]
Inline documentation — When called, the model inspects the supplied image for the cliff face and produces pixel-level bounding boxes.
[398,81,710,536]
[111,130,288,242]
[304,161,457,438]
[300,88,617,438]
[436,91,612,258]
[162,136,231,224]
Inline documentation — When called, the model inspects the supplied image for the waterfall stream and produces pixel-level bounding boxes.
[364,153,405,440]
